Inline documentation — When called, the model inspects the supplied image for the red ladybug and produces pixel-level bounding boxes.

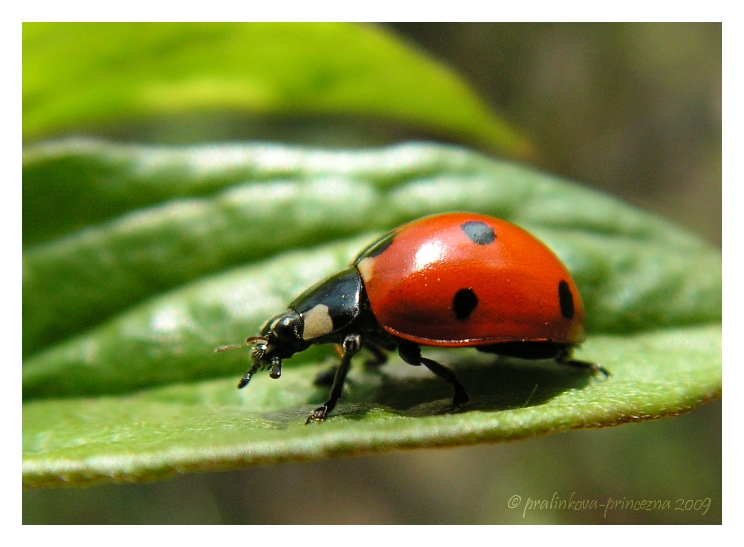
[218,212,607,424]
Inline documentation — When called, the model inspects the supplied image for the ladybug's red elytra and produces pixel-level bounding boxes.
[217,212,608,424]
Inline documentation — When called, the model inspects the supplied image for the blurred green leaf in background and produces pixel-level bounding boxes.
[23,23,530,155]
[22,23,721,524]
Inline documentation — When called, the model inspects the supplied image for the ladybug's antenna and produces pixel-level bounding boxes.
[214,337,268,353]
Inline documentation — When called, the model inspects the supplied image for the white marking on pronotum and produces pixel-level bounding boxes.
[356,257,374,282]
[302,304,334,340]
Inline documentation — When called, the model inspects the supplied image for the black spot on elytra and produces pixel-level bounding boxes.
[354,231,396,262]
[461,221,496,245]
[558,280,575,320]
[453,288,478,320]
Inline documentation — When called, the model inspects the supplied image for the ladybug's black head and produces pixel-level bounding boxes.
[215,310,311,389]
[251,310,310,367]
[217,266,364,391]
[238,310,310,388]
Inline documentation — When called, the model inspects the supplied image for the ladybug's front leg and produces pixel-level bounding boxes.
[314,341,388,388]
[306,333,362,424]
[398,340,470,410]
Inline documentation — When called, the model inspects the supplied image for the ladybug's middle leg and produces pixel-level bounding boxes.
[306,333,362,424]
[363,341,389,368]
[397,340,469,410]
[556,348,611,378]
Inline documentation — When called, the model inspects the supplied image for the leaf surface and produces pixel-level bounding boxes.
[22,142,722,489]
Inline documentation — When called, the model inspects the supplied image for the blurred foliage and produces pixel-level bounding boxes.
[23,23,529,156]
[22,23,721,523]
[390,23,722,245]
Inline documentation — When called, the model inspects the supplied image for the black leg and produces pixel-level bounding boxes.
[306,334,362,424]
[398,340,470,410]
[556,348,611,378]
[237,362,259,389]
[364,341,389,368]
[314,341,389,387]
[313,345,342,387]
[313,366,337,388]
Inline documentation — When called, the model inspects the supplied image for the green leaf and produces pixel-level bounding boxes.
[22,23,529,155]
[22,141,718,356]
[22,142,721,489]
[22,324,721,489]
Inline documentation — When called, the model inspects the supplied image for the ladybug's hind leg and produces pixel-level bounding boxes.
[398,340,470,410]
[556,348,611,379]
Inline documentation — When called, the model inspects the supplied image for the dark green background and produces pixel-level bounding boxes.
[23,22,721,524]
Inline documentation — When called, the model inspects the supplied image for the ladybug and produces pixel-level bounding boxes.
[217,212,607,424]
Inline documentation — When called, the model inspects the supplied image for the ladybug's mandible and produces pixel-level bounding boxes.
[217,213,607,424]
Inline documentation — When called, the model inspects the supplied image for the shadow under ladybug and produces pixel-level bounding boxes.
[217,213,609,424]
[311,350,606,418]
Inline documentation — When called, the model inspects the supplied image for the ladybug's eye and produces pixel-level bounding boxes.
[251,343,267,360]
